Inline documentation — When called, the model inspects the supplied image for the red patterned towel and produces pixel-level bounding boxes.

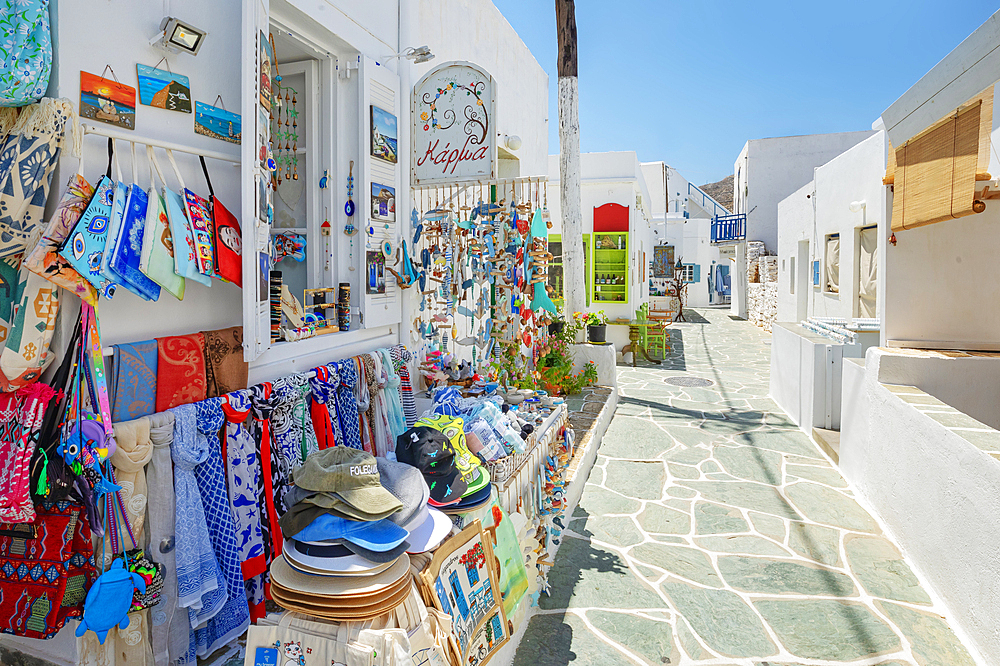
[155,333,207,412]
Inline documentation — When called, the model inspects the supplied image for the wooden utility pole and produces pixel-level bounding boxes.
[556,0,585,321]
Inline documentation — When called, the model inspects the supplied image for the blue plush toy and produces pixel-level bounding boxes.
[75,559,146,643]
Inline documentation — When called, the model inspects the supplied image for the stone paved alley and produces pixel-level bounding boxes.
[513,308,976,666]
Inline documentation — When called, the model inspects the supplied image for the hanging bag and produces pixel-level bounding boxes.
[0,0,52,107]
[58,138,118,299]
[139,146,185,299]
[180,160,215,278]
[200,156,242,287]
[108,142,160,301]
[163,149,210,287]
[0,249,60,390]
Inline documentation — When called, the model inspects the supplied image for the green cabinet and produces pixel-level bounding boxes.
[591,232,628,303]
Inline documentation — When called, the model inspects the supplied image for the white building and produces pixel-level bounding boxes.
[729,131,875,319]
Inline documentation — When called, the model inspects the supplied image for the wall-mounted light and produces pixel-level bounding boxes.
[503,135,522,151]
[849,200,867,213]
[150,17,208,56]
[383,46,435,64]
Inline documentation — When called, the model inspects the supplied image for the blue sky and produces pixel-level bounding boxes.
[492,1,1000,185]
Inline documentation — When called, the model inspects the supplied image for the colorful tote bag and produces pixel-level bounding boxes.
[0,98,72,258]
[163,150,210,288]
[109,340,157,422]
[22,170,99,305]
[139,146,184,300]
[0,254,21,348]
[0,0,52,107]
[200,157,242,286]
[0,263,59,390]
[182,188,214,277]
[109,184,160,301]
[99,148,127,294]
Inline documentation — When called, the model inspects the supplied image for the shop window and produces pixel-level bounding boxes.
[546,233,591,309]
[824,233,840,294]
[680,263,699,283]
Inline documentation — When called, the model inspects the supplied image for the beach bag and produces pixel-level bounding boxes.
[22,162,98,305]
[107,143,160,301]
[246,612,411,666]
[0,257,59,390]
[0,98,73,258]
[0,0,52,107]
[139,146,184,299]
[162,149,210,287]
[58,138,117,299]
[200,156,242,286]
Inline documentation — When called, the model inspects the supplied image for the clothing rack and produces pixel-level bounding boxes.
[82,123,241,166]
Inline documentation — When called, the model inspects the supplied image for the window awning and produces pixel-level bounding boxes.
[888,87,993,231]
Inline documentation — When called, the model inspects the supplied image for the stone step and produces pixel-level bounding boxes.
[812,427,841,463]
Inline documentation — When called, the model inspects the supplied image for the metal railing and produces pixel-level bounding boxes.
[711,213,747,244]
[687,182,730,218]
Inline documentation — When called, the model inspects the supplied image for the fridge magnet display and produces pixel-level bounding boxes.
[370,182,395,222]
[194,101,241,144]
[366,250,385,294]
[136,64,191,113]
[419,521,510,665]
[80,70,135,130]
[259,30,272,112]
[370,105,397,164]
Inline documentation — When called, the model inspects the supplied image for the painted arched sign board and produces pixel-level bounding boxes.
[594,202,629,232]
[411,62,497,185]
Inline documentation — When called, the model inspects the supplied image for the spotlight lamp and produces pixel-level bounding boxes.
[151,17,208,56]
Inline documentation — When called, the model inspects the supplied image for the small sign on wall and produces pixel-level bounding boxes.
[812,260,820,287]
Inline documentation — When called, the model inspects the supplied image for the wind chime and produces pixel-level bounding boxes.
[271,82,299,184]
[344,160,357,270]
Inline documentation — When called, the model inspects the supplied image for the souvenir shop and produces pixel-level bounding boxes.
[0,1,593,666]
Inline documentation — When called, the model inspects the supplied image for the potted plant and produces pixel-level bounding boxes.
[575,310,609,344]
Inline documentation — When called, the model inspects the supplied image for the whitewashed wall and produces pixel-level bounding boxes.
[776,132,888,323]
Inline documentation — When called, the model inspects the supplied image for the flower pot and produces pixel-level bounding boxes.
[587,324,607,344]
[548,321,565,336]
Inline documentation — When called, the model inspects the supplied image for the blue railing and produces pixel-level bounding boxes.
[688,182,730,219]
[711,213,747,244]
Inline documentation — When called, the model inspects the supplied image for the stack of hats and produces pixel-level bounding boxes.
[273,448,451,621]
[397,414,492,515]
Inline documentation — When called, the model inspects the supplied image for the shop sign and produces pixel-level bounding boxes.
[412,62,496,185]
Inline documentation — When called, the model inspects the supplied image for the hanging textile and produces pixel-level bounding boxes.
[0,501,96,639]
[0,254,21,348]
[0,264,60,390]
[191,398,250,659]
[378,348,406,440]
[110,340,157,422]
[270,374,318,474]
[0,0,53,107]
[334,359,364,451]
[391,345,417,427]
[367,353,392,457]
[0,382,54,522]
[155,333,206,412]
[247,382,281,566]
[0,98,76,259]
[354,356,375,454]
[144,411,188,666]
[858,226,878,319]
[168,404,225,629]
[202,326,247,399]
[308,365,339,450]
[824,235,840,294]
[221,389,266,622]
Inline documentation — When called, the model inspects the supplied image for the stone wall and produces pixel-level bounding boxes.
[746,245,777,332]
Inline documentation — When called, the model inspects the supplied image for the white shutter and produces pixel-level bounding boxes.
[241,0,271,360]
[359,56,402,329]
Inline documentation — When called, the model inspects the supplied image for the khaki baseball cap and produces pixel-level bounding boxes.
[292,447,402,517]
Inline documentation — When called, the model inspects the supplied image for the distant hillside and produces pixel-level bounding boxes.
[699,174,734,212]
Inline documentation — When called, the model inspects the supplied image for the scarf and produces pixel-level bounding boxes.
[308,366,339,450]
[367,353,392,457]
[334,359,364,450]
[270,374,318,473]
[144,411,188,666]
[0,382,54,523]
[391,345,417,427]
[248,383,281,563]
[358,355,379,454]
[378,348,406,441]
[110,341,157,423]
[191,398,249,659]
[202,327,248,399]
[221,390,266,621]
[155,334,207,412]
[168,404,225,625]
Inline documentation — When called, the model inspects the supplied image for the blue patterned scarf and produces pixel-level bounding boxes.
[111,341,158,422]
[335,359,364,450]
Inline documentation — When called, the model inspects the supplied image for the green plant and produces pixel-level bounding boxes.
[574,310,608,327]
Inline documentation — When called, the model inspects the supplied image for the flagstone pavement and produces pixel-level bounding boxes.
[513,308,976,666]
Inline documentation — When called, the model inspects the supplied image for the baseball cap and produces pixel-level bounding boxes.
[461,466,491,498]
[290,512,408,552]
[296,536,411,564]
[377,458,453,553]
[282,540,396,576]
[270,552,410,596]
[414,414,483,483]
[292,447,402,517]
[440,483,493,515]
[396,426,467,504]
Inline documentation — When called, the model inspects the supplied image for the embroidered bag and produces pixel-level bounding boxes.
[162,149,210,287]
[0,257,59,390]
[112,548,164,613]
[22,164,98,305]
[139,146,185,299]
[108,143,160,301]
[0,0,52,107]
[57,138,117,299]
[199,157,242,286]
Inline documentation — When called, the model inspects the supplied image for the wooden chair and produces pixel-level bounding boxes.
[646,320,670,358]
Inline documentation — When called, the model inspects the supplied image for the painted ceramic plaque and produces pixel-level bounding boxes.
[80,71,135,130]
[370,105,397,164]
[136,65,191,113]
[195,101,241,144]
[366,250,385,294]
[370,182,395,222]
[259,30,272,112]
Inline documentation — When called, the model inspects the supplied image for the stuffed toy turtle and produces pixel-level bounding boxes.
[75,559,146,643]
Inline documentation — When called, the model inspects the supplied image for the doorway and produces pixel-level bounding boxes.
[857,225,877,318]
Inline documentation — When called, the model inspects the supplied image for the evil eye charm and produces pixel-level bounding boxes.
[344,199,355,217]
[87,251,103,275]
[88,215,109,234]
[266,156,277,172]
[71,232,86,259]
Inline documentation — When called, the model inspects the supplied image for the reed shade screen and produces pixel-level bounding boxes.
[890,87,993,231]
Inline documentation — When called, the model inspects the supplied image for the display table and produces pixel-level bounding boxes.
[570,342,617,389]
